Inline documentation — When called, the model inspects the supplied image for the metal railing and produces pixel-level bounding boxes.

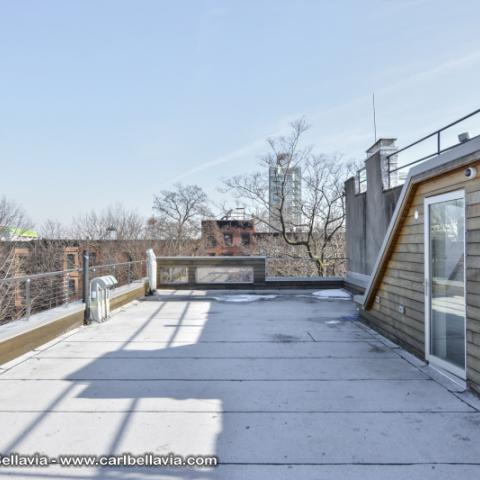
[89,260,146,287]
[386,108,480,189]
[0,260,146,325]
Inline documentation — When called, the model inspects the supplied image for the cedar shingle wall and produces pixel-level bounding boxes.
[363,162,480,393]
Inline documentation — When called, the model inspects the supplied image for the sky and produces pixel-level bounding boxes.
[1,0,480,227]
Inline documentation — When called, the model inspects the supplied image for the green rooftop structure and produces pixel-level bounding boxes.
[0,226,38,241]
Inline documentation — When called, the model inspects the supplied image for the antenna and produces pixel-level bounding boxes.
[372,92,377,143]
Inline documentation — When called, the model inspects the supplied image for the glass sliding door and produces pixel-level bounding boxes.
[425,190,466,378]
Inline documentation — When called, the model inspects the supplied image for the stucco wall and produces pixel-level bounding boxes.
[345,150,402,276]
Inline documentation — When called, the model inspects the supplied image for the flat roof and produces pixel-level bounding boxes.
[1,291,479,477]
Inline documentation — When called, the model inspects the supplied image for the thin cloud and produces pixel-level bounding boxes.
[164,138,267,185]
[163,48,480,185]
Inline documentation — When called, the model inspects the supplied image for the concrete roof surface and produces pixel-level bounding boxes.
[0,290,479,479]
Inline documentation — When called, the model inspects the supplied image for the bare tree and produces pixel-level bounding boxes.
[0,196,31,275]
[40,219,67,239]
[0,197,32,322]
[152,183,211,253]
[70,203,148,272]
[72,203,145,241]
[0,196,30,239]
[223,119,357,276]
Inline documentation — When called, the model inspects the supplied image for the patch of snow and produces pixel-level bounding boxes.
[325,320,340,325]
[312,289,351,300]
[211,294,277,303]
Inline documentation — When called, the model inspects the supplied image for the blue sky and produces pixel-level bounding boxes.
[1,0,480,226]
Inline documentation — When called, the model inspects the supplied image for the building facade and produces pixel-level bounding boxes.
[201,218,255,256]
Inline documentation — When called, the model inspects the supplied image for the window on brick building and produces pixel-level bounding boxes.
[89,252,97,265]
[68,279,76,295]
[223,233,233,246]
[241,233,251,246]
[66,254,76,270]
[207,235,217,248]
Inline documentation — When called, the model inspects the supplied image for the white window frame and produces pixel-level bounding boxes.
[424,189,467,379]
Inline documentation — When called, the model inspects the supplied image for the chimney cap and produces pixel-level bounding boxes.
[366,138,397,157]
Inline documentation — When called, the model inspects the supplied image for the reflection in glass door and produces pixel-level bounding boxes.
[425,190,466,378]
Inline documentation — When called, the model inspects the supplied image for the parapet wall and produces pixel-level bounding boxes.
[0,280,149,366]
[345,142,402,277]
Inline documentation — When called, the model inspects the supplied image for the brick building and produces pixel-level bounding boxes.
[201,217,255,256]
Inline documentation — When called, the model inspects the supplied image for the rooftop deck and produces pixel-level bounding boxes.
[1,289,480,479]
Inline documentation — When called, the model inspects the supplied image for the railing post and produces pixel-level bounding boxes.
[25,278,31,321]
[437,131,441,154]
[65,273,70,305]
[82,251,89,303]
[82,250,90,324]
[387,155,391,190]
[127,262,132,284]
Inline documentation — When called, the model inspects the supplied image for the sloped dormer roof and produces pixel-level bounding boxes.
[363,135,480,309]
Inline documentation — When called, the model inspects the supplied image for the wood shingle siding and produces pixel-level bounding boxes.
[362,159,480,394]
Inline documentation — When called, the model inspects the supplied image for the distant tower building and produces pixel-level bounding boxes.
[268,153,302,232]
